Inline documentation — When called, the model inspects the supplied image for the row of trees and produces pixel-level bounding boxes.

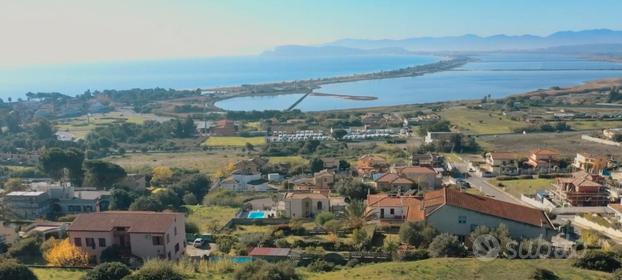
[39,148,126,188]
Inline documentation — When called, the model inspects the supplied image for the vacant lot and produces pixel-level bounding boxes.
[303,258,609,280]
[55,110,169,139]
[568,120,622,131]
[202,136,266,147]
[489,178,555,198]
[439,107,525,135]
[185,205,239,233]
[268,156,308,166]
[105,151,245,174]
[478,131,622,158]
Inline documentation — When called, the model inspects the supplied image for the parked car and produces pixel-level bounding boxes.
[192,238,206,248]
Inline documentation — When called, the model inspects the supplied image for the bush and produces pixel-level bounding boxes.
[233,260,301,280]
[307,259,334,272]
[314,212,336,226]
[100,245,126,264]
[573,250,621,272]
[83,262,131,280]
[185,222,200,234]
[123,259,185,280]
[0,259,37,280]
[399,221,438,248]
[398,249,430,261]
[345,258,360,267]
[324,252,347,266]
[44,239,89,266]
[529,268,559,280]
[7,237,42,263]
[428,233,467,258]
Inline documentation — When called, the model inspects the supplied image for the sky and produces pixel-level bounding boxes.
[2,0,622,67]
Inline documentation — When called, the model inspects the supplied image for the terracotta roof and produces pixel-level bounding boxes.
[249,247,291,257]
[367,194,424,222]
[375,173,401,183]
[425,188,553,228]
[68,211,181,233]
[398,166,436,175]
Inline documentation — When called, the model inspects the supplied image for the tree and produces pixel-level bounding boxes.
[428,233,467,258]
[573,250,621,272]
[314,211,335,226]
[7,237,42,263]
[39,148,84,185]
[323,219,342,235]
[129,196,163,211]
[173,174,211,201]
[123,259,185,280]
[351,228,368,251]
[44,239,89,266]
[399,221,438,248]
[182,193,198,205]
[32,118,56,140]
[83,160,126,189]
[83,262,131,280]
[332,129,347,140]
[245,142,255,152]
[109,187,137,210]
[344,200,373,229]
[3,178,25,192]
[338,160,351,171]
[151,166,173,185]
[336,180,372,200]
[216,235,238,254]
[310,158,324,173]
[0,259,37,280]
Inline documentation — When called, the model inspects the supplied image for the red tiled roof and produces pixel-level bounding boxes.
[375,173,401,183]
[249,247,291,257]
[367,194,424,222]
[68,211,181,233]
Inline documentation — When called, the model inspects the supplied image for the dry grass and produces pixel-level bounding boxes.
[202,136,266,147]
[104,151,245,174]
[439,107,525,135]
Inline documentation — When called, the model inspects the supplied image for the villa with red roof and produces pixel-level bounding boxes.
[550,171,609,206]
[367,188,555,240]
[394,166,441,189]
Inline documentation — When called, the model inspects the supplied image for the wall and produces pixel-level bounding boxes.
[68,231,113,263]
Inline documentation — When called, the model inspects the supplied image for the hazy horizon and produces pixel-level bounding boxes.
[3,0,622,67]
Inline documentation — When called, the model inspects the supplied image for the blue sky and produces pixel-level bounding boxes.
[2,0,621,66]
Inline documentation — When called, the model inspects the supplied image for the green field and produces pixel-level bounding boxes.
[268,156,308,166]
[202,136,266,147]
[568,120,622,131]
[439,107,525,135]
[105,152,245,174]
[489,178,555,198]
[32,268,87,280]
[303,258,609,280]
[55,111,166,139]
[185,205,239,233]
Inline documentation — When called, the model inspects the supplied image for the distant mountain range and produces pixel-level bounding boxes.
[263,29,622,56]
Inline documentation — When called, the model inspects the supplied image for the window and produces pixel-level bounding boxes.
[152,236,163,246]
[458,216,467,224]
[166,234,170,243]
[317,201,323,210]
[174,227,177,236]
[390,208,395,215]
[98,238,106,247]
[175,243,180,253]
[85,238,95,249]
[74,238,82,247]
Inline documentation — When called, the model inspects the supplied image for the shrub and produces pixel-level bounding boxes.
[0,259,37,280]
[314,212,336,226]
[123,259,185,280]
[324,252,347,266]
[100,245,126,264]
[307,259,334,272]
[345,258,360,267]
[83,262,131,280]
[398,249,430,261]
[275,238,291,248]
[44,239,89,266]
[215,235,238,254]
[573,250,621,272]
[185,222,200,234]
[428,233,467,258]
[529,268,559,280]
[399,221,438,248]
[233,260,301,280]
[7,237,42,263]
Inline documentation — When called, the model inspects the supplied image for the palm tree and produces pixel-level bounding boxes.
[345,200,374,229]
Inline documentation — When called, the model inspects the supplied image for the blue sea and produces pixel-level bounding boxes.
[0,55,438,100]
[217,53,622,111]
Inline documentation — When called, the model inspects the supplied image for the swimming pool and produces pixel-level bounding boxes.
[247,210,267,219]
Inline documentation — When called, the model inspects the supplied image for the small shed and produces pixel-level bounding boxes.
[248,247,291,261]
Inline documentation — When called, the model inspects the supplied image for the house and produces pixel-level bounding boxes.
[3,191,50,220]
[573,153,609,174]
[374,173,415,191]
[279,192,330,218]
[68,211,186,263]
[220,173,269,192]
[58,190,111,214]
[424,131,458,144]
[356,155,389,177]
[411,152,443,167]
[366,194,423,226]
[321,157,341,171]
[603,128,622,141]
[395,166,441,189]
[368,188,555,240]
[526,149,561,173]
[550,171,609,207]
[210,119,237,136]
[484,152,521,176]
[313,169,335,188]
[248,247,291,261]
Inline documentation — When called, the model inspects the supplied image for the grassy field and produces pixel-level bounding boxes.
[439,107,525,135]
[55,111,167,139]
[105,152,245,174]
[303,258,609,280]
[568,120,622,130]
[185,205,239,233]
[268,156,308,166]
[488,178,555,198]
[202,136,266,147]
[32,268,87,280]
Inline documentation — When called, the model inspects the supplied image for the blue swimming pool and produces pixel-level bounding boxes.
[247,210,267,219]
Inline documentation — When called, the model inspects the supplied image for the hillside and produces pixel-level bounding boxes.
[302,258,610,280]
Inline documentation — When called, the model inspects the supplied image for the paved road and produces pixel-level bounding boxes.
[449,156,525,205]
